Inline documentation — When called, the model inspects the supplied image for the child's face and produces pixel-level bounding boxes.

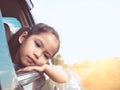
[15,32,59,67]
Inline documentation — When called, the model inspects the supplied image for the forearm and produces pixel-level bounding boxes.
[16,64,68,83]
[43,64,68,83]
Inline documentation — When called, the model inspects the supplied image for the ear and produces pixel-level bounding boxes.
[18,31,28,44]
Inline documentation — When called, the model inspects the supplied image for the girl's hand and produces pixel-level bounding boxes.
[17,64,46,73]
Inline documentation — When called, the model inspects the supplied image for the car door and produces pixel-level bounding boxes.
[0,11,23,90]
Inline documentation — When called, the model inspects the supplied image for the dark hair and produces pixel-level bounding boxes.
[8,23,60,62]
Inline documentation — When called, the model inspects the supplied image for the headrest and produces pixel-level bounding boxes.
[4,23,11,41]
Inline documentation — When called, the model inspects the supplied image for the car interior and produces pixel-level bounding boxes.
[0,0,35,41]
[0,0,34,27]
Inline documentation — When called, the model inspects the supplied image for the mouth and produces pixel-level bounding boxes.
[26,56,35,65]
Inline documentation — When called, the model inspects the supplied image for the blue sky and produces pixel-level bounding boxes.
[31,0,120,65]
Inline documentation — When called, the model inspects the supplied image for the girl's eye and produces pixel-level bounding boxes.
[44,53,50,60]
[35,41,41,47]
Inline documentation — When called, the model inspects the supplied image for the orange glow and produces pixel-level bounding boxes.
[71,57,120,90]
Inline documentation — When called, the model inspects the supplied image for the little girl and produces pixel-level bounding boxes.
[8,23,67,89]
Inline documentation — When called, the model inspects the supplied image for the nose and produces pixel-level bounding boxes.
[33,50,42,59]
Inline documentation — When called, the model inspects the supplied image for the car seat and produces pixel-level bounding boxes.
[4,23,11,41]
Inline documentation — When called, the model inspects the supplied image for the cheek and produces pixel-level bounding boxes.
[36,59,48,66]
[20,42,33,54]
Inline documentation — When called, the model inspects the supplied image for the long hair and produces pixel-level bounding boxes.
[8,23,60,62]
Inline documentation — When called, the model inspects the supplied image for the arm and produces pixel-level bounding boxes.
[43,64,68,83]
[17,64,68,83]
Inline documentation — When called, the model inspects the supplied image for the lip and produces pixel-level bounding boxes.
[27,56,35,65]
